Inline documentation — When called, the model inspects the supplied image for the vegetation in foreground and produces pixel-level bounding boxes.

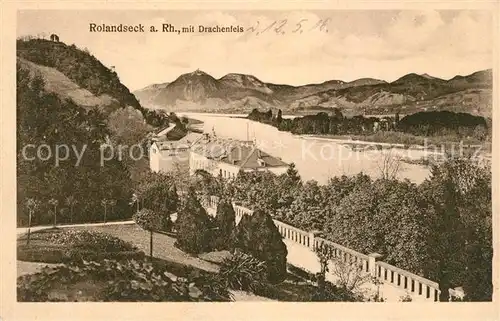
[17,258,232,302]
[17,225,361,302]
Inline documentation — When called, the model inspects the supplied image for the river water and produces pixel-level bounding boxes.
[180,112,432,185]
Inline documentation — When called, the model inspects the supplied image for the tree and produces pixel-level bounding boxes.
[377,149,402,180]
[16,64,135,227]
[232,209,288,283]
[315,243,372,297]
[421,158,492,301]
[213,198,236,250]
[133,208,163,257]
[65,195,77,223]
[107,106,152,147]
[285,163,301,184]
[131,193,140,213]
[25,198,40,245]
[101,199,115,223]
[175,191,213,254]
[276,109,283,124]
[48,198,59,227]
[109,199,117,216]
[137,172,179,218]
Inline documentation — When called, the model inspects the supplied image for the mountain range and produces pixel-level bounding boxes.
[133,69,492,117]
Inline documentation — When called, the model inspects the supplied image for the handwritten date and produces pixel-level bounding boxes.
[246,18,330,35]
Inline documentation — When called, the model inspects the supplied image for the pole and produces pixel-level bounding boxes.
[149,230,153,257]
[104,205,107,223]
[53,206,57,227]
[27,211,32,245]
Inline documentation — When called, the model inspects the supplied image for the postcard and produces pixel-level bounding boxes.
[1,1,498,320]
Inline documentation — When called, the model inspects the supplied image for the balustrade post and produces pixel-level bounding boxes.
[308,230,322,250]
[368,253,383,277]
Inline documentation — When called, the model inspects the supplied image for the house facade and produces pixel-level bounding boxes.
[149,132,202,173]
[188,135,289,178]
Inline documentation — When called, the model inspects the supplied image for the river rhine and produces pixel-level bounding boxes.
[179,112,432,185]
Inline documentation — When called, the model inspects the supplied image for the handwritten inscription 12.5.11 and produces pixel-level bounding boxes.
[246,18,331,35]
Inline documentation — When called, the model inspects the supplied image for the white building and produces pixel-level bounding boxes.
[149,132,203,173]
[189,135,289,178]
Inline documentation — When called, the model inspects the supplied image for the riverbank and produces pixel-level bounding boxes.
[305,131,489,148]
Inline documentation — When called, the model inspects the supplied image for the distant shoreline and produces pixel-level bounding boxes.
[178,111,491,156]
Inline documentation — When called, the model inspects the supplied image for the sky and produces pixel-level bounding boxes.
[17,10,493,91]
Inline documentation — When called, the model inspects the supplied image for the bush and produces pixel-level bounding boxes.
[218,251,268,292]
[231,210,288,283]
[211,198,236,250]
[17,229,141,264]
[310,280,363,302]
[17,258,232,302]
[175,192,214,254]
[17,245,66,264]
[63,249,145,263]
[48,230,138,252]
[133,208,162,232]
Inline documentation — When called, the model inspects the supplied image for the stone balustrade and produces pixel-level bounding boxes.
[274,219,311,248]
[375,261,440,302]
[315,236,372,275]
[233,204,253,225]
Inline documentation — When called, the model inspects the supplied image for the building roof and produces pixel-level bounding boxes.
[154,132,203,151]
[154,123,176,137]
[191,136,288,169]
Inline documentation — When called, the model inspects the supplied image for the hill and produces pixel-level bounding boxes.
[16,38,172,127]
[133,82,170,109]
[17,38,140,110]
[134,68,492,117]
[17,57,121,114]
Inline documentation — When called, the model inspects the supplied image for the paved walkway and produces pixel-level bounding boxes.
[16,220,135,236]
[74,223,220,273]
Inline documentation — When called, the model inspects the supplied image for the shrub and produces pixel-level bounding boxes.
[212,198,236,250]
[218,251,268,292]
[232,210,288,283]
[399,293,413,302]
[175,192,213,254]
[133,209,163,232]
[63,249,145,263]
[48,230,137,252]
[17,245,66,264]
[18,229,141,264]
[310,280,363,302]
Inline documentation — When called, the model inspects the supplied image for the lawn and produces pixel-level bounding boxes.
[17,226,144,264]
[72,224,219,272]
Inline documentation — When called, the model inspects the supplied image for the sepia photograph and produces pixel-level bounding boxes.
[3,4,497,314]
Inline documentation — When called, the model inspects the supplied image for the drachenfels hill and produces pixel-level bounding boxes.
[134,68,492,117]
